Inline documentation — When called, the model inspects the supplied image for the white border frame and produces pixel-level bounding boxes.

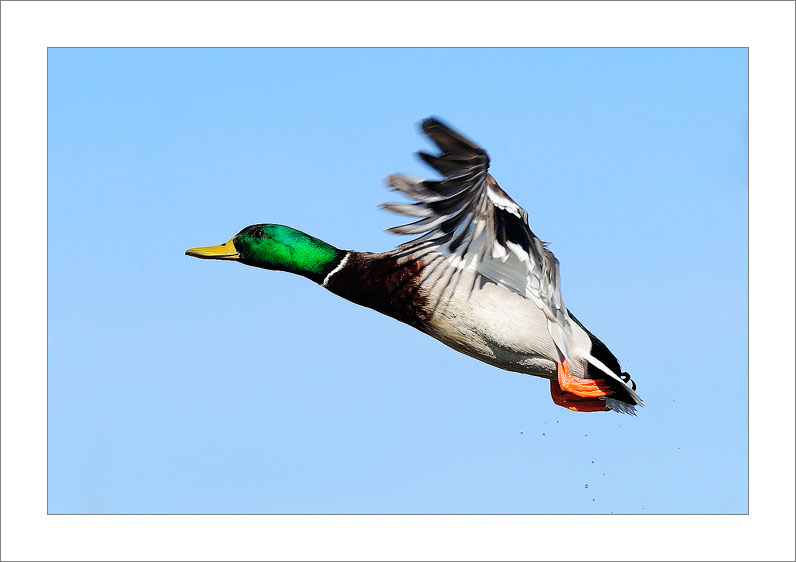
[2,1,794,560]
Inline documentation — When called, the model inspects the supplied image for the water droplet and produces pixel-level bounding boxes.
[591,460,595,463]
[592,498,595,502]
[520,431,523,435]
[585,484,589,488]
[541,432,546,436]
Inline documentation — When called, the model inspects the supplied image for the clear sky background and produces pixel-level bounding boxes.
[47,48,747,514]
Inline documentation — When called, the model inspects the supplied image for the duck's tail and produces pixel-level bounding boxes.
[566,311,643,415]
[581,351,643,413]
[605,396,640,416]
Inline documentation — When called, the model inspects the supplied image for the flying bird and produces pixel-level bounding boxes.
[186,118,642,414]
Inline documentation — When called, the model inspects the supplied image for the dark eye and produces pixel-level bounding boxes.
[253,227,264,238]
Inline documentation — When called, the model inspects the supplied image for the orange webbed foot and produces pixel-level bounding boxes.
[557,359,614,398]
[549,360,612,412]
[550,380,609,412]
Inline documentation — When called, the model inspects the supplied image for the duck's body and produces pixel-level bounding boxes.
[323,248,561,379]
[187,119,642,414]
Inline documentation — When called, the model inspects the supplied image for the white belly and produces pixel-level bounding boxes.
[422,265,562,380]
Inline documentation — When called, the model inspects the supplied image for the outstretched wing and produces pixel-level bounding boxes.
[382,118,571,334]
[382,118,643,411]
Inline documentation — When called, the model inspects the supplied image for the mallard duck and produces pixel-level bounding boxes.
[187,118,642,414]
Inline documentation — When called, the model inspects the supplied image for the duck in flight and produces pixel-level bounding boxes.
[186,118,642,414]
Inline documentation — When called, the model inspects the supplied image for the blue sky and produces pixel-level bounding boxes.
[47,48,747,514]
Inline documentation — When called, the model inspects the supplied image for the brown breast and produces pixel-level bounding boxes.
[323,250,432,331]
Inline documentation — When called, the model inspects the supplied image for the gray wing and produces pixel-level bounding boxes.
[382,118,571,331]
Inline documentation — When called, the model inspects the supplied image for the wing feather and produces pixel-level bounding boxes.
[383,118,571,332]
[383,118,643,411]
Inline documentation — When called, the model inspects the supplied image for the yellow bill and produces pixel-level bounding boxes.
[185,238,240,260]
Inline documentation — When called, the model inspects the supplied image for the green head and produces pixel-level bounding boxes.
[186,224,344,283]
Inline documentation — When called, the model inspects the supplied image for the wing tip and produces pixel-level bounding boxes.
[384,173,422,191]
[421,116,446,131]
[420,117,452,144]
[418,117,487,158]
